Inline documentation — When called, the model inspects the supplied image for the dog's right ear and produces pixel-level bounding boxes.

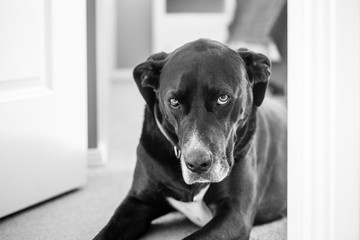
[133,52,169,112]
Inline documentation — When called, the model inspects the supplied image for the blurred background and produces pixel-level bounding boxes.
[109,0,287,170]
[0,0,287,239]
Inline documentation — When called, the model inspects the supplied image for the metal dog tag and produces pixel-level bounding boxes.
[174,146,181,159]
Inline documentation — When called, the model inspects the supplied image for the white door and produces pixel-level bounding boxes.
[0,0,87,217]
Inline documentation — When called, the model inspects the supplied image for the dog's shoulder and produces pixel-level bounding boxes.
[253,96,287,158]
[257,96,287,129]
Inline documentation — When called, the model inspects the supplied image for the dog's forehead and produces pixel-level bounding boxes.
[166,39,241,72]
[160,39,244,92]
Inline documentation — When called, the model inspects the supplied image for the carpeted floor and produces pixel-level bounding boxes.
[0,81,286,240]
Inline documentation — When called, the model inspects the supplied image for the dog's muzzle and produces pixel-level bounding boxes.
[154,104,231,184]
[180,129,230,184]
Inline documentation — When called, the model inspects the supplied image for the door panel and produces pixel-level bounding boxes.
[0,0,87,217]
[0,0,51,100]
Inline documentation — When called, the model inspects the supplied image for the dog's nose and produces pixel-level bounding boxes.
[185,150,213,174]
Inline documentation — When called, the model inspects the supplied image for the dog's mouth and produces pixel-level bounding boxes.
[180,155,232,185]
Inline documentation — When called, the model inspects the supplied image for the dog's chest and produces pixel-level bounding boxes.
[166,185,213,227]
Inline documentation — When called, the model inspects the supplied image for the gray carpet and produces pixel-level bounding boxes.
[0,162,286,240]
[0,81,286,239]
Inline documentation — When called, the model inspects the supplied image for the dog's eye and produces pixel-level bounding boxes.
[217,95,230,105]
[169,98,180,109]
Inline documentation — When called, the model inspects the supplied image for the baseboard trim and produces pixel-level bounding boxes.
[87,147,106,166]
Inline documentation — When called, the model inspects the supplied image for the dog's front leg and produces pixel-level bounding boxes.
[183,162,257,240]
[182,198,253,240]
[93,194,167,240]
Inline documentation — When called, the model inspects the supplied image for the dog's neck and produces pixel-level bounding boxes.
[140,107,173,156]
[153,103,181,159]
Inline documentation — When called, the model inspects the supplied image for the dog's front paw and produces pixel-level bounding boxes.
[93,231,120,240]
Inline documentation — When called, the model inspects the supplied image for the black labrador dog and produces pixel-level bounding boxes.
[94,39,287,240]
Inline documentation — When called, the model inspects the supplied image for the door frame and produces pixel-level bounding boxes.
[288,0,360,239]
[87,0,116,165]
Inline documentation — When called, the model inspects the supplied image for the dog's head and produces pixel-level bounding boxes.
[134,39,271,184]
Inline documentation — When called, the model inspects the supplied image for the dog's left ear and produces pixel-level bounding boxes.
[238,48,271,107]
[133,52,169,112]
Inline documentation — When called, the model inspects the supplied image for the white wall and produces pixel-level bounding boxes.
[116,0,152,69]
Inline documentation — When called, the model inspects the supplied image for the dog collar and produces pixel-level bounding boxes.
[154,104,182,159]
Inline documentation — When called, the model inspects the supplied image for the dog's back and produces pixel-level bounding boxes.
[253,96,287,224]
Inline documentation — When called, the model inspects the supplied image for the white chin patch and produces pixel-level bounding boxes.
[180,157,230,185]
